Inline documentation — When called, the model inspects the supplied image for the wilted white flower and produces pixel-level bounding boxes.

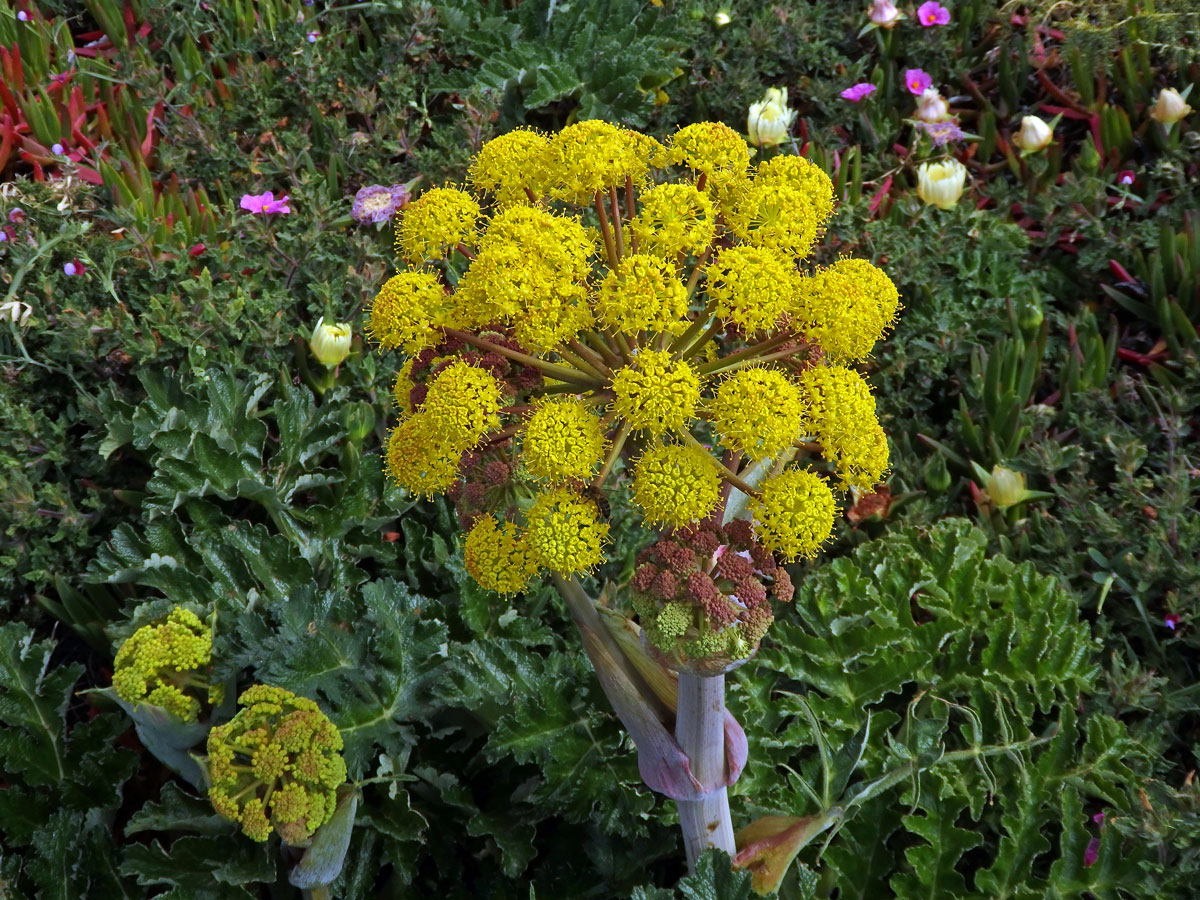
[747,88,797,148]
[914,88,950,123]
[1012,115,1054,152]
[1149,88,1193,125]
[916,159,967,210]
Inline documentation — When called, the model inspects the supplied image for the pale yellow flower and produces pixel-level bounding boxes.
[916,159,967,210]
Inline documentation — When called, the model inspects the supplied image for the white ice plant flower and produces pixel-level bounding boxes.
[916,159,967,210]
[1012,114,1054,152]
[309,317,353,367]
[747,88,797,148]
[1149,87,1193,126]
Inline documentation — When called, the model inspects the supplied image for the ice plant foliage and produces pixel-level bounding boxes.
[208,686,347,844]
[112,607,223,722]
[369,120,899,663]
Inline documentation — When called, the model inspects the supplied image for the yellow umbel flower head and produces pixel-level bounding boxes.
[631,443,721,527]
[631,183,716,259]
[480,206,594,275]
[727,180,823,260]
[749,468,837,560]
[710,367,804,460]
[794,258,900,362]
[797,365,889,490]
[422,360,504,448]
[522,398,607,484]
[385,415,464,497]
[207,685,346,845]
[464,515,537,595]
[596,254,690,336]
[612,349,701,436]
[525,489,609,574]
[669,121,752,177]
[112,607,220,722]
[547,120,650,204]
[705,245,797,334]
[755,155,836,231]
[469,128,552,205]
[395,187,480,263]
[368,271,453,354]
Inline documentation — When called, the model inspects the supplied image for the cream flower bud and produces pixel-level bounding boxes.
[916,159,967,210]
[747,88,797,148]
[914,88,950,123]
[714,10,731,26]
[309,317,352,367]
[986,465,1026,509]
[1149,88,1193,125]
[868,0,901,27]
[1013,114,1053,152]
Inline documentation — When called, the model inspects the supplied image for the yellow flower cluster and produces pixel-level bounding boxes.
[208,685,346,844]
[369,120,899,608]
[112,607,221,722]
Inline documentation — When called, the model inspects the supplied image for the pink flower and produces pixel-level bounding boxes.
[1092,812,1106,825]
[1165,613,1181,630]
[917,1,951,25]
[240,191,292,215]
[867,0,901,27]
[306,30,319,42]
[1084,837,1100,867]
[841,83,877,102]
[905,69,933,95]
[1117,170,1135,185]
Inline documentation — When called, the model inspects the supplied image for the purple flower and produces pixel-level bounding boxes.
[1092,812,1106,825]
[917,1,951,25]
[1084,836,1100,867]
[1165,613,1181,630]
[841,83,877,102]
[63,262,77,275]
[351,183,411,224]
[916,119,966,146]
[905,69,933,96]
[307,30,319,42]
[240,191,292,215]
[1117,170,1135,185]
[0,231,7,242]
[17,10,28,21]
[8,208,26,224]
[51,143,64,155]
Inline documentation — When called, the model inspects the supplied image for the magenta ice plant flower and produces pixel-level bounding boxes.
[841,83,877,102]
[917,1,950,25]
[905,69,933,95]
[240,191,292,215]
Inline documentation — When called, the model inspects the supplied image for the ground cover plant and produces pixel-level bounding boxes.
[1,0,1198,897]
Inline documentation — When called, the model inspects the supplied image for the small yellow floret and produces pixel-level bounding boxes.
[395,187,480,263]
[422,360,504,448]
[793,258,900,362]
[669,122,752,177]
[631,183,716,259]
[596,254,689,336]
[469,128,551,205]
[710,367,804,460]
[705,245,797,334]
[522,399,607,484]
[631,443,721,527]
[463,515,538,595]
[546,120,649,204]
[384,415,463,498]
[611,349,701,436]
[749,468,837,561]
[796,365,890,490]
[525,489,609,574]
[393,360,415,415]
[368,271,452,354]
[727,180,823,260]
[755,155,836,231]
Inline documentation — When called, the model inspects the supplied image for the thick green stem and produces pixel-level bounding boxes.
[675,672,735,871]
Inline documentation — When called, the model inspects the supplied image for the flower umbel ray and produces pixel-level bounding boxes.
[370,121,900,599]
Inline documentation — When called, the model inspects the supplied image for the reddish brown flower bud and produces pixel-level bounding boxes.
[773,567,794,603]
[651,570,681,601]
[684,570,719,606]
[631,564,659,594]
[724,518,754,548]
[717,553,754,584]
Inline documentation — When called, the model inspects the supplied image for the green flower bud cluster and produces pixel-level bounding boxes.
[207,685,347,845]
[112,607,222,722]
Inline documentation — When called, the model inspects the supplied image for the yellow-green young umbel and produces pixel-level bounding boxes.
[111,607,222,722]
[207,685,347,844]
